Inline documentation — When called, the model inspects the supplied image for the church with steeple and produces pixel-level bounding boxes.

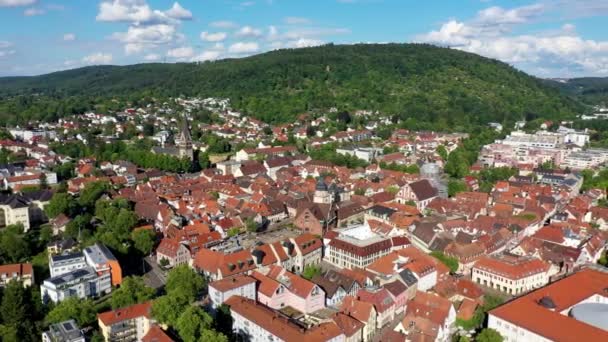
[151,115,194,162]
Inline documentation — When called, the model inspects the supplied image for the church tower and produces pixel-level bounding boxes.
[313,178,332,204]
[175,117,194,161]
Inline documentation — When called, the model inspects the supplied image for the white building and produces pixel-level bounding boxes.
[98,302,154,342]
[49,252,87,277]
[42,320,85,342]
[40,267,112,303]
[472,255,550,296]
[324,223,408,269]
[488,268,608,342]
[209,275,257,309]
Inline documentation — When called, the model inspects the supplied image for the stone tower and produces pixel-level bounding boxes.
[175,116,194,161]
[313,178,332,204]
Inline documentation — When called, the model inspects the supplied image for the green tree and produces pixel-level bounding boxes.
[175,306,214,342]
[151,294,183,326]
[430,251,459,273]
[44,192,74,218]
[95,199,138,253]
[165,265,205,304]
[78,181,109,209]
[448,179,468,197]
[131,229,156,255]
[436,145,448,161]
[0,281,28,325]
[302,264,322,280]
[476,328,504,342]
[110,276,156,309]
[45,297,97,327]
[0,224,30,263]
[245,218,258,233]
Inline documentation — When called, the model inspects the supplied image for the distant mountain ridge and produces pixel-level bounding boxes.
[544,77,608,105]
[0,43,584,126]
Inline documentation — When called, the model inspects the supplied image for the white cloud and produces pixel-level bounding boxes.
[286,38,324,48]
[210,20,238,29]
[144,53,160,61]
[82,52,113,65]
[0,41,14,58]
[191,50,223,62]
[475,4,545,26]
[96,0,165,24]
[284,16,310,25]
[98,1,192,55]
[0,50,16,58]
[200,31,227,42]
[416,3,608,76]
[63,33,76,41]
[229,42,259,54]
[165,2,192,20]
[167,46,194,59]
[96,0,191,24]
[0,0,36,7]
[236,26,263,38]
[111,23,182,55]
[23,7,44,16]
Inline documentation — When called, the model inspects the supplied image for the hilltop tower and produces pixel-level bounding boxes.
[175,116,194,161]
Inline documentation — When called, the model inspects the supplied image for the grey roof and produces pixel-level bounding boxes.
[570,303,608,331]
[83,243,117,264]
[22,189,54,202]
[398,269,418,287]
[0,194,30,209]
[46,267,96,286]
[51,252,84,263]
[368,205,397,217]
[46,319,84,342]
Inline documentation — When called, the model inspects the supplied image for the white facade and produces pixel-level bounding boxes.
[209,280,257,309]
[41,267,112,303]
[488,314,551,342]
[472,266,550,296]
[0,205,30,231]
[49,253,87,277]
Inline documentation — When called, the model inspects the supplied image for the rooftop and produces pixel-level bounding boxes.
[490,268,608,341]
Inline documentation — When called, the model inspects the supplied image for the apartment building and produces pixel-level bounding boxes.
[50,252,87,277]
[41,243,121,303]
[41,267,112,303]
[209,275,257,309]
[0,263,34,287]
[324,223,408,269]
[42,320,85,342]
[472,255,551,296]
[98,302,154,342]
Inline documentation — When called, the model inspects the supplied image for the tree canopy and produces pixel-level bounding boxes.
[0,44,581,127]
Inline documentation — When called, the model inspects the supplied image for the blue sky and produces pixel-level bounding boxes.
[1,0,607,77]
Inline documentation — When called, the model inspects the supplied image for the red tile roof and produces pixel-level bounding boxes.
[473,255,550,280]
[209,275,256,293]
[490,269,608,341]
[0,263,33,278]
[141,325,174,342]
[225,296,342,341]
[98,302,152,326]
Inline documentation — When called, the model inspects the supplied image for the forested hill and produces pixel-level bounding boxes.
[0,43,582,127]
[544,77,608,105]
